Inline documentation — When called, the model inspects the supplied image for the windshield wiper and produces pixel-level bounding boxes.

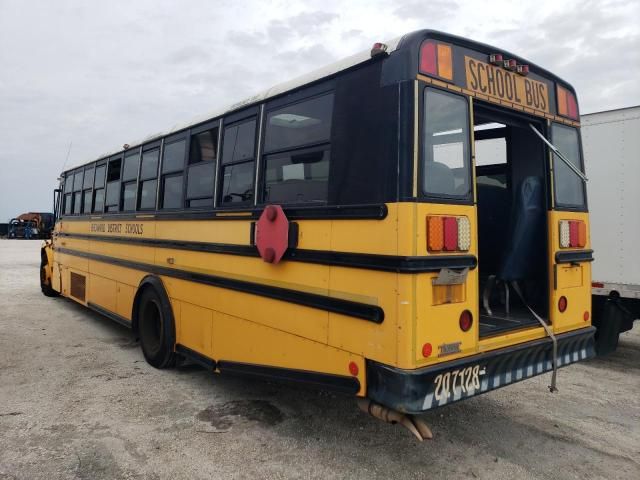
[529,124,588,182]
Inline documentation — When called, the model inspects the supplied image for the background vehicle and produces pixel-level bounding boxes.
[7,212,54,239]
[582,105,640,354]
[41,30,595,439]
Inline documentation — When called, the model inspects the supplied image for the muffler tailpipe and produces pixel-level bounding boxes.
[357,398,433,441]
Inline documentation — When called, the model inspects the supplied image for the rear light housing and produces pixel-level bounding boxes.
[503,59,517,71]
[427,215,471,252]
[556,85,579,120]
[559,220,586,248]
[459,310,473,332]
[419,40,453,81]
[558,296,568,313]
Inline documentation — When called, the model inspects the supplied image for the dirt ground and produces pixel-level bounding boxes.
[0,240,638,480]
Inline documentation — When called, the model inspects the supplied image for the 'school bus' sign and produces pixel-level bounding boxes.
[464,56,550,113]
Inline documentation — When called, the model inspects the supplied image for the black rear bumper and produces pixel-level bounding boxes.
[366,326,595,414]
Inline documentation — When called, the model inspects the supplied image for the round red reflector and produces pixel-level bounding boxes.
[348,361,359,376]
[422,343,433,358]
[558,296,568,313]
[459,310,473,332]
[583,311,590,322]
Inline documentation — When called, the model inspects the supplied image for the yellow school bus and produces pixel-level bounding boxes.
[41,30,595,440]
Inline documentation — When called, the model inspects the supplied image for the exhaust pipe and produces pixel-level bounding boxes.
[357,399,433,441]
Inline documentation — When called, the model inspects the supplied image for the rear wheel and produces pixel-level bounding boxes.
[137,287,176,368]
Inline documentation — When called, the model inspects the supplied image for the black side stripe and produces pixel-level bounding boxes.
[57,232,478,273]
[87,302,132,329]
[555,249,594,264]
[56,247,384,323]
[216,360,361,394]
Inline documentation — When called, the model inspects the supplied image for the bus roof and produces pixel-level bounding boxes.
[65,29,578,173]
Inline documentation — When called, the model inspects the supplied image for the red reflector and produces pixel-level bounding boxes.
[569,221,579,247]
[592,281,604,288]
[348,361,359,376]
[567,92,578,119]
[558,296,568,313]
[443,216,458,251]
[420,41,437,76]
[583,311,590,322]
[459,310,473,332]
[422,343,433,358]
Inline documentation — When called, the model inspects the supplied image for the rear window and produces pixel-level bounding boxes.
[551,123,585,208]
[421,88,471,199]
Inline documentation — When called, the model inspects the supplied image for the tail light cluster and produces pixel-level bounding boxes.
[427,215,471,252]
[557,85,579,120]
[419,40,453,81]
[559,220,586,248]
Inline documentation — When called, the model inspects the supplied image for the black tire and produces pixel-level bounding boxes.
[137,287,176,369]
[40,251,59,297]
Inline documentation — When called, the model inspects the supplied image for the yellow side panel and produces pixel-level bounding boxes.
[91,241,155,265]
[89,274,117,312]
[115,283,135,321]
[327,268,397,365]
[177,301,214,357]
[547,211,592,333]
[330,204,398,255]
[56,250,88,273]
[88,260,146,288]
[160,276,329,344]
[155,220,247,245]
[212,311,365,394]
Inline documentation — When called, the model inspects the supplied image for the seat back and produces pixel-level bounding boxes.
[498,176,544,281]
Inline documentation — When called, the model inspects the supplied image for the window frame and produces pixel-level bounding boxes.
[258,91,334,206]
[92,161,107,213]
[418,86,474,205]
[120,147,141,212]
[187,120,219,209]
[550,122,587,211]
[137,141,161,211]
[159,134,188,210]
[217,114,258,208]
[105,154,123,213]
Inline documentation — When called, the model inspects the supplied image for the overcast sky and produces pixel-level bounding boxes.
[0,0,638,221]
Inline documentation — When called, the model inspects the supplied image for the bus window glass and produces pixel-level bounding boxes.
[551,123,585,207]
[264,148,330,204]
[187,162,214,201]
[83,165,95,189]
[93,189,104,212]
[122,182,137,211]
[222,120,256,164]
[82,190,92,213]
[161,175,183,209]
[94,164,106,187]
[422,88,471,198]
[140,149,159,179]
[64,193,72,214]
[63,175,72,193]
[73,170,83,191]
[107,159,121,182]
[264,93,334,152]
[162,140,186,173]
[189,128,218,165]
[73,192,82,214]
[139,179,157,210]
[221,162,254,204]
[123,152,139,181]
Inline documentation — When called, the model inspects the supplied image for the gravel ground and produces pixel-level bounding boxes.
[1,240,638,480]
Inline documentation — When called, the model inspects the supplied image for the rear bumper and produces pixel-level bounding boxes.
[366,326,595,414]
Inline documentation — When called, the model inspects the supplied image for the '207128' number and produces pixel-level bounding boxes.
[434,365,481,402]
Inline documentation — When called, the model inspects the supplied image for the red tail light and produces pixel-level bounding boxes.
[420,41,437,76]
[422,343,433,358]
[427,215,471,252]
[419,41,453,80]
[558,296,568,313]
[443,217,458,251]
[459,310,473,332]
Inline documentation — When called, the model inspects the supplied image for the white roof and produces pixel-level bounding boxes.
[71,36,404,170]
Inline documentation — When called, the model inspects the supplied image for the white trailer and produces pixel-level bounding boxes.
[581,105,640,353]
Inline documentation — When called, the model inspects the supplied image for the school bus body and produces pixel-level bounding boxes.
[44,29,595,414]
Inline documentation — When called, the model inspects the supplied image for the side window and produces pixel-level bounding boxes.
[105,157,122,212]
[121,150,139,211]
[187,127,217,208]
[160,139,186,209]
[82,164,95,213]
[64,193,72,215]
[220,118,256,206]
[138,148,159,210]
[72,169,83,214]
[262,93,333,204]
[93,163,106,213]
